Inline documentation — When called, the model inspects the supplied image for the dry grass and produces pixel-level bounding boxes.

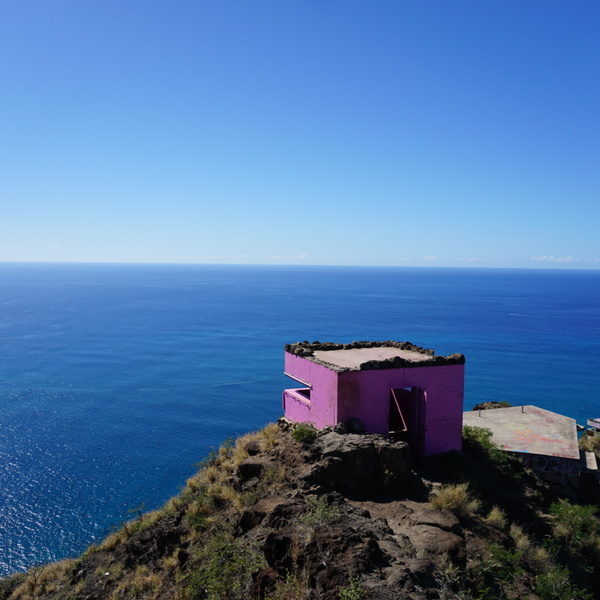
[162,548,184,576]
[258,422,280,450]
[164,495,185,514]
[485,506,508,530]
[128,509,163,535]
[110,565,163,600]
[205,481,245,511]
[218,438,249,473]
[198,463,220,484]
[99,528,127,551]
[184,424,286,520]
[430,483,481,518]
[9,559,74,599]
[509,524,531,552]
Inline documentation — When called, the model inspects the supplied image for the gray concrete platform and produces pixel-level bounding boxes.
[463,405,579,460]
[313,347,431,369]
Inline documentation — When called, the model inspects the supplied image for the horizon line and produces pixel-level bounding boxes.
[1,260,599,272]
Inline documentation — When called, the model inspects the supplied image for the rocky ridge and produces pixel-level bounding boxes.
[1,421,599,600]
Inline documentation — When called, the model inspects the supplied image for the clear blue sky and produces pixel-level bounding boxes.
[1,1,598,268]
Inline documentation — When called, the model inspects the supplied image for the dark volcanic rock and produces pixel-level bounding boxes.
[237,456,268,481]
[405,525,466,566]
[305,432,410,492]
[263,529,296,576]
[405,507,461,532]
[244,440,262,455]
[238,498,283,533]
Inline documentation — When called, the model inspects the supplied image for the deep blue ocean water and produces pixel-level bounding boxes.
[0,263,599,575]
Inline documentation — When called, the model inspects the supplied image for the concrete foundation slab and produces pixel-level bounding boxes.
[463,405,579,460]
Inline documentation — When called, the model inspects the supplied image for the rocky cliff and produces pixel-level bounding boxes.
[1,421,599,600]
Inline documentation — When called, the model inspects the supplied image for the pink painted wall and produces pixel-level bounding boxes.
[283,351,464,456]
[337,365,464,456]
[283,353,339,428]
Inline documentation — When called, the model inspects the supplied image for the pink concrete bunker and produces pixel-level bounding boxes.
[283,341,466,458]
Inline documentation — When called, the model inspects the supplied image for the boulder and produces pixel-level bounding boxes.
[305,432,410,492]
[237,456,268,481]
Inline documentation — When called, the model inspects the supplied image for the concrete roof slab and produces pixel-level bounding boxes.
[313,347,431,369]
[462,405,579,460]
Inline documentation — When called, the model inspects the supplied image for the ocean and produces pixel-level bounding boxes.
[0,263,599,575]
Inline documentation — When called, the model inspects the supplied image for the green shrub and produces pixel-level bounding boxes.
[462,426,512,471]
[487,544,524,583]
[292,423,318,444]
[549,499,600,550]
[469,544,523,598]
[338,576,367,600]
[265,574,306,600]
[187,537,266,600]
[299,496,341,527]
[535,565,593,600]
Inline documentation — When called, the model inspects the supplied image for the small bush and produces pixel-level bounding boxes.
[462,426,512,471]
[549,499,600,550]
[509,523,531,553]
[485,506,507,529]
[338,576,367,600]
[525,545,552,574]
[469,544,523,598]
[187,537,266,600]
[486,544,524,583]
[300,496,341,527]
[292,423,318,444]
[535,565,593,600]
[432,553,463,593]
[579,430,600,457]
[430,483,481,518]
[265,574,306,600]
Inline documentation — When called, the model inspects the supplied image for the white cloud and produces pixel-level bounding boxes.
[530,256,581,263]
[423,256,437,262]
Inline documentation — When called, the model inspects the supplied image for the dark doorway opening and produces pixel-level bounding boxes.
[390,387,426,460]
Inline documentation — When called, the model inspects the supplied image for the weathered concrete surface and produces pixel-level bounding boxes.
[285,340,465,371]
[463,405,579,460]
[313,347,432,369]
